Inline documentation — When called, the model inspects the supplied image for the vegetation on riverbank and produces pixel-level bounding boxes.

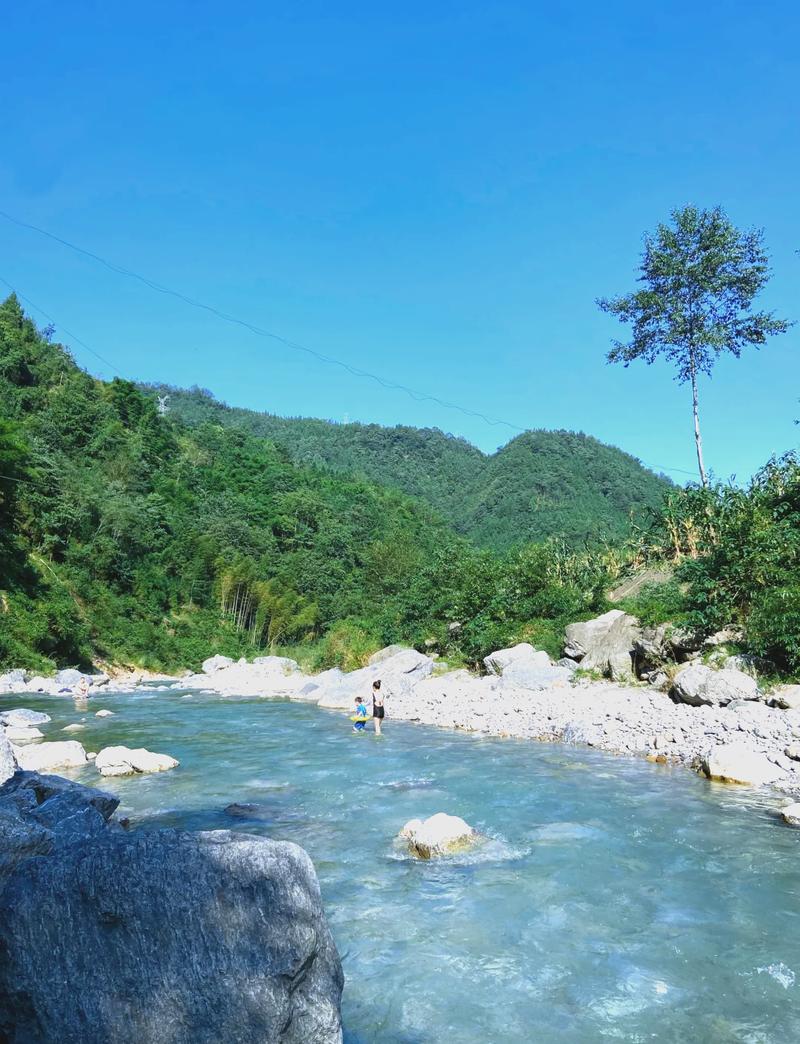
[1,291,798,678]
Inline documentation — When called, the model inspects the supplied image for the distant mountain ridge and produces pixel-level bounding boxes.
[142,384,671,549]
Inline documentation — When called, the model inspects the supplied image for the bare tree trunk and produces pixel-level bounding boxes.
[690,363,708,487]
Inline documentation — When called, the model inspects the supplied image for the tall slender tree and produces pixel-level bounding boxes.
[599,205,791,486]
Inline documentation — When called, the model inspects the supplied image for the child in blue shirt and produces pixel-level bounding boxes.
[352,696,368,732]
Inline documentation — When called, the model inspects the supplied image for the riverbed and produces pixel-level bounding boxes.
[4,685,800,1042]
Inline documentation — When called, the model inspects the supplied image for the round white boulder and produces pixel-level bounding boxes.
[399,812,477,859]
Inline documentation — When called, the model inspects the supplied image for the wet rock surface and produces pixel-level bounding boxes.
[0,771,344,1044]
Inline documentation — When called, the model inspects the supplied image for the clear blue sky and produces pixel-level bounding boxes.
[2,1,798,482]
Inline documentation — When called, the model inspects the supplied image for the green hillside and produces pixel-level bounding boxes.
[143,384,671,549]
[0,295,455,670]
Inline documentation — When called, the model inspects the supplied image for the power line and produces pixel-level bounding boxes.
[0,208,699,479]
[0,208,522,432]
[0,276,122,377]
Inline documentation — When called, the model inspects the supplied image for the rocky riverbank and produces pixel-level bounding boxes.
[164,622,800,799]
[5,610,800,800]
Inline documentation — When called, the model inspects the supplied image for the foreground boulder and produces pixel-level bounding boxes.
[563,610,640,681]
[13,741,87,772]
[672,665,760,707]
[0,772,344,1044]
[781,803,800,826]
[399,812,477,859]
[701,743,784,786]
[95,746,179,777]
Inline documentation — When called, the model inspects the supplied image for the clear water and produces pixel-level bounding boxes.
[5,685,800,1043]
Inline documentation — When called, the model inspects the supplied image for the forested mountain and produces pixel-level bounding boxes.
[0,294,671,674]
[143,384,670,549]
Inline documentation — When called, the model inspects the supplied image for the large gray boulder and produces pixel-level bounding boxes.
[0,773,344,1044]
[564,610,640,682]
[672,665,760,707]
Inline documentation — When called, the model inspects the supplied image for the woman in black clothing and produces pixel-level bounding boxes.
[372,679,385,735]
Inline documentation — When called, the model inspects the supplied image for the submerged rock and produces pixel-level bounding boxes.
[400,812,477,859]
[0,772,344,1044]
[95,746,179,777]
[95,709,114,717]
[13,741,87,772]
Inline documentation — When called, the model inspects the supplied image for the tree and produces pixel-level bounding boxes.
[599,205,791,486]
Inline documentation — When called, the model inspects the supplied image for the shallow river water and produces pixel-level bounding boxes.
[5,685,800,1042]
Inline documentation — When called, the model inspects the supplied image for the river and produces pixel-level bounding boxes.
[4,684,800,1042]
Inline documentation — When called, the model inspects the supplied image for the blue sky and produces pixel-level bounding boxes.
[1,1,798,483]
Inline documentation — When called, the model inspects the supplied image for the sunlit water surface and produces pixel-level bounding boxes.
[5,685,800,1042]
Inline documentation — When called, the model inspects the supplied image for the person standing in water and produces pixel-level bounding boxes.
[372,679,385,735]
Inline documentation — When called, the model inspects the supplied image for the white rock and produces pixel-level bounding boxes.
[14,741,87,771]
[772,685,800,711]
[202,655,234,674]
[0,669,26,692]
[62,724,86,732]
[316,650,434,710]
[0,708,51,727]
[564,611,640,681]
[702,743,784,786]
[3,725,44,741]
[0,733,17,784]
[25,676,55,693]
[54,669,87,688]
[483,643,551,675]
[781,802,800,826]
[251,656,300,674]
[367,645,408,666]
[399,812,477,859]
[95,710,114,718]
[95,745,179,777]
[673,665,760,707]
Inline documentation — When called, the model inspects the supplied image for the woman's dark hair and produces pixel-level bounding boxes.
[373,679,381,690]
